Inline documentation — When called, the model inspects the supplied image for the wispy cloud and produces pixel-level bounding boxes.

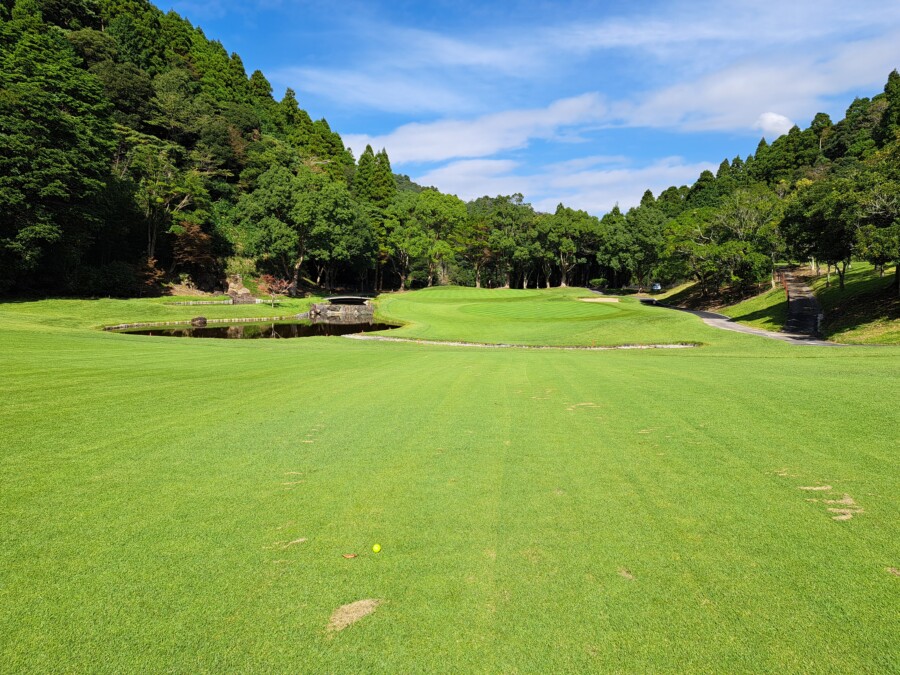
[195,0,900,213]
[342,19,900,168]
[169,0,287,22]
[285,0,900,118]
[343,94,606,162]
[546,0,900,64]
[416,156,718,214]
[619,30,900,132]
[269,67,473,114]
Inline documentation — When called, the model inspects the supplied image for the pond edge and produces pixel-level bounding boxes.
[103,314,307,331]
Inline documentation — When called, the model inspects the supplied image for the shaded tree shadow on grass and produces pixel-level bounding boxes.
[817,271,900,341]
[662,282,773,311]
[728,304,790,329]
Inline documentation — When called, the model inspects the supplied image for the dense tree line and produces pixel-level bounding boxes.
[1,0,898,298]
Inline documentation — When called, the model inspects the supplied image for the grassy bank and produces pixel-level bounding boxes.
[809,263,900,344]
[1,289,898,672]
[720,286,789,331]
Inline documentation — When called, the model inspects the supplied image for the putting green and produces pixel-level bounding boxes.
[1,288,898,672]
[375,286,732,347]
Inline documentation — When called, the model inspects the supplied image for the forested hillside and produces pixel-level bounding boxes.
[1,0,898,298]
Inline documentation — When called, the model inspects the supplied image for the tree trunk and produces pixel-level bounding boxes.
[836,261,847,290]
[289,255,304,296]
[147,217,158,261]
[475,266,481,288]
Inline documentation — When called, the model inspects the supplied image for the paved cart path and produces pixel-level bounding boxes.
[632,274,840,346]
[782,269,825,336]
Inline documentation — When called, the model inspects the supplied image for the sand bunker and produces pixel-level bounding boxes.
[579,297,620,303]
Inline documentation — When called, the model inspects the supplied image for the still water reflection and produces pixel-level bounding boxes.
[120,321,396,339]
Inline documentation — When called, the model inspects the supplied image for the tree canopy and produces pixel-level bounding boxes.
[1,0,898,298]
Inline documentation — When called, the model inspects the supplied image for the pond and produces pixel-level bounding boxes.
[118,321,397,339]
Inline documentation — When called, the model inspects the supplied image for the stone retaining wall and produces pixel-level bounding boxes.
[166,299,234,306]
[308,302,375,322]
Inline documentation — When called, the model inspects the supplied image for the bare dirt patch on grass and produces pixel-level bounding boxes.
[618,568,636,581]
[828,508,863,521]
[797,486,864,520]
[265,537,307,550]
[887,567,900,577]
[567,402,601,411]
[327,599,382,632]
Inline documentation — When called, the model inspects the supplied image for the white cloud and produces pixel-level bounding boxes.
[386,27,537,74]
[416,160,529,200]
[272,0,900,139]
[170,0,285,21]
[616,30,900,133]
[533,157,718,214]
[754,113,794,139]
[546,155,630,172]
[269,67,472,114]
[415,156,717,215]
[336,21,900,167]
[545,0,900,63]
[344,93,606,163]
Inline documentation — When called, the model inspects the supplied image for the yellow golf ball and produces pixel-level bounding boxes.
[372,543,382,553]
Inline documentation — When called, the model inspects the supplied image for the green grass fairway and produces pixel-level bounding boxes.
[2,289,898,672]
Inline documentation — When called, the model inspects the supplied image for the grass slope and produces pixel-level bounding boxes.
[376,286,720,347]
[809,263,900,345]
[721,286,789,331]
[0,295,315,330]
[1,289,898,673]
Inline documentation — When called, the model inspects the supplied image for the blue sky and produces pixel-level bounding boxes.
[168,0,900,214]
